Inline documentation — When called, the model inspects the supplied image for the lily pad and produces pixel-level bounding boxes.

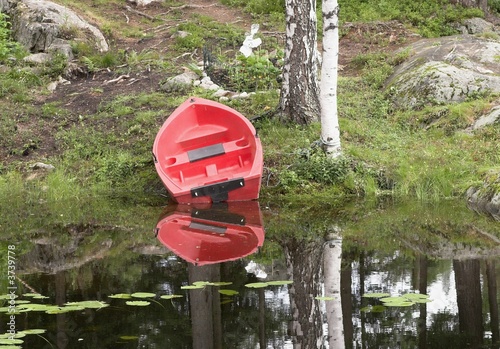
[218,289,239,296]
[245,282,268,288]
[64,301,109,309]
[109,293,132,299]
[0,339,23,345]
[362,293,391,298]
[22,293,47,298]
[267,280,293,286]
[0,346,22,349]
[119,335,139,340]
[125,301,151,306]
[380,296,415,307]
[17,304,54,312]
[181,285,205,290]
[160,295,183,300]
[131,292,156,298]
[210,282,233,287]
[17,329,46,335]
[403,293,432,303]
[46,305,85,314]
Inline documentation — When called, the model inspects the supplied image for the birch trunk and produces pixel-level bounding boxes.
[279,0,320,125]
[323,237,345,349]
[320,0,341,157]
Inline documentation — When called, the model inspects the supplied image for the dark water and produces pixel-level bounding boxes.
[0,198,499,349]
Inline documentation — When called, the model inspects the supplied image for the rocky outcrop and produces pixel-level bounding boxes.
[1,0,108,59]
[386,34,500,110]
[466,171,500,221]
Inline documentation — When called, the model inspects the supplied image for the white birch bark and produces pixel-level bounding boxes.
[320,0,342,158]
[323,237,345,349]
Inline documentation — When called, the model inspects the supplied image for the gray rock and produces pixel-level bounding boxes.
[7,0,108,53]
[159,71,199,92]
[23,52,51,64]
[472,106,500,130]
[31,162,55,171]
[387,35,500,110]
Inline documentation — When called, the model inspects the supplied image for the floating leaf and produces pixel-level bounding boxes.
[64,301,109,309]
[210,282,233,287]
[131,292,156,298]
[46,306,85,314]
[0,295,17,300]
[193,281,211,287]
[181,285,205,290]
[14,300,30,305]
[119,336,139,340]
[402,293,432,303]
[109,293,132,299]
[125,301,151,307]
[160,295,183,300]
[23,293,47,299]
[315,296,335,301]
[17,304,54,312]
[0,333,24,340]
[362,293,391,298]
[17,329,46,335]
[0,346,22,349]
[383,301,414,307]
[245,282,268,289]
[267,280,293,286]
[0,339,23,345]
[218,289,239,296]
[380,296,415,307]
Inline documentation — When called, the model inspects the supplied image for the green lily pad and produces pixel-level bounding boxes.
[0,333,24,340]
[181,285,205,290]
[119,336,139,340]
[125,301,151,306]
[17,329,46,335]
[245,282,268,288]
[267,280,293,286]
[46,305,85,314]
[380,296,415,307]
[362,293,391,298]
[131,292,156,298]
[64,301,109,309]
[192,281,211,287]
[402,293,432,303]
[315,296,335,301]
[0,339,23,345]
[218,289,239,296]
[160,295,183,300]
[13,300,30,305]
[22,293,47,299]
[0,295,17,300]
[17,304,54,312]
[0,345,22,349]
[109,293,132,299]
[210,282,233,286]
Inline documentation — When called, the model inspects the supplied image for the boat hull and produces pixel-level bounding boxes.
[153,97,263,203]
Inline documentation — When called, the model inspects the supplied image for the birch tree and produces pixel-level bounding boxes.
[320,0,342,158]
[279,0,321,125]
[323,237,345,348]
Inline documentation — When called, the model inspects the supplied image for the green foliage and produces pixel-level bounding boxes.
[0,13,23,63]
[226,51,282,91]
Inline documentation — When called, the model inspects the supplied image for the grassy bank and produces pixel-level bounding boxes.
[0,0,499,207]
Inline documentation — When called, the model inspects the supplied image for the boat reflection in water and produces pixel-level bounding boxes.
[155,201,264,266]
[155,201,267,349]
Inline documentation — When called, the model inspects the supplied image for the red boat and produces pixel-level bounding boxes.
[153,97,263,203]
[155,201,265,266]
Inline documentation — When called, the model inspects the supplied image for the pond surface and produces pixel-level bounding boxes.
[0,196,499,349]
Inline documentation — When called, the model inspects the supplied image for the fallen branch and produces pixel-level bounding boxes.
[104,75,130,85]
[159,3,217,15]
[125,5,155,20]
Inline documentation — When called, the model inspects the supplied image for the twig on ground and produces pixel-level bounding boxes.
[125,5,156,21]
